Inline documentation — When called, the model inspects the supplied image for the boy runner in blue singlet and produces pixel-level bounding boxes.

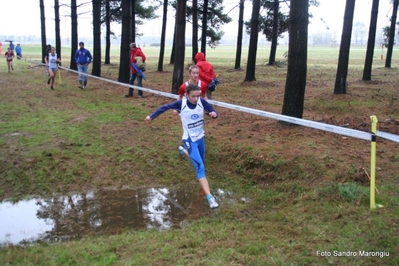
[145,84,219,208]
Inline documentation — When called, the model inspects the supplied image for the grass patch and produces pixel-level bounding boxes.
[0,45,398,264]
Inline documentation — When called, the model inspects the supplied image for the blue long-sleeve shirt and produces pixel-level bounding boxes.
[75,48,92,65]
[149,98,218,120]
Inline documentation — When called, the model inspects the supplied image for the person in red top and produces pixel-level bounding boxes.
[195,52,216,99]
[178,65,207,100]
[125,42,146,98]
[5,47,14,73]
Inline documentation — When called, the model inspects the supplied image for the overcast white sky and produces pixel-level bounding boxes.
[0,0,394,41]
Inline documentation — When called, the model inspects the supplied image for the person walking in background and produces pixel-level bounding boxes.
[75,42,92,89]
[5,47,14,72]
[145,84,220,209]
[0,42,3,55]
[15,44,22,59]
[125,43,146,98]
[195,52,218,100]
[44,47,61,90]
[9,41,14,52]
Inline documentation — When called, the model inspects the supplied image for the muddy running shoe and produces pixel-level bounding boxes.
[208,197,219,209]
[125,94,133,98]
[178,146,187,158]
[51,86,54,90]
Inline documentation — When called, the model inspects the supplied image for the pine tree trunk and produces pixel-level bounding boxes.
[234,0,244,70]
[385,0,398,68]
[70,0,78,70]
[244,0,260,81]
[334,0,355,94]
[172,0,186,94]
[362,0,379,80]
[157,0,168,71]
[118,0,131,83]
[281,0,308,119]
[92,0,101,77]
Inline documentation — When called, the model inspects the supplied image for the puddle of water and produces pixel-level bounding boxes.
[0,184,232,246]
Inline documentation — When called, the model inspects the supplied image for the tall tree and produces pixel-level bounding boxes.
[269,0,280,65]
[54,0,61,60]
[118,0,131,83]
[131,0,136,42]
[104,0,111,64]
[171,0,186,94]
[244,0,260,81]
[192,0,199,61]
[40,0,47,64]
[234,0,245,69]
[281,0,308,118]
[247,0,289,66]
[186,0,231,55]
[362,0,379,81]
[92,0,102,76]
[101,0,158,64]
[70,0,78,70]
[157,0,168,71]
[334,0,355,94]
[170,13,177,65]
[200,0,209,54]
[385,0,399,68]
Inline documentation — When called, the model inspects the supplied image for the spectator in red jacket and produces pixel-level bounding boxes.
[195,52,216,99]
[125,43,146,98]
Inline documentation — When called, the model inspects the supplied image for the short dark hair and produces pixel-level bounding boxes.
[186,83,200,95]
[79,42,84,46]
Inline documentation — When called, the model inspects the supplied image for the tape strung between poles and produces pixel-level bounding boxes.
[30,61,398,144]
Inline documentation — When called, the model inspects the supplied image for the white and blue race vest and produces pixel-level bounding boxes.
[180,98,204,142]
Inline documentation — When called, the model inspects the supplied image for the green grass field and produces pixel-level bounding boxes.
[0,45,398,265]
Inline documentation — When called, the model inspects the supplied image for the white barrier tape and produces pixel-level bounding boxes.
[376,131,399,143]
[32,60,399,143]
[207,100,373,141]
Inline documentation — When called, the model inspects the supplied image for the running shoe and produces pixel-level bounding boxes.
[178,146,187,158]
[208,197,219,209]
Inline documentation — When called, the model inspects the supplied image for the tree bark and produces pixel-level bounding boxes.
[334,0,355,94]
[268,0,279,65]
[131,0,136,43]
[362,0,379,80]
[244,0,260,81]
[171,0,186,94]
[281,0,308,119]
[70,0,78,70]
[54,0,61,60]
[385,0,398,68]
[234,0,244,69]
[157,0,168,71]
[92,0,102,77]
[104,0,111,65]
[40,0,47,64]
[192,0,199,61]
[118,0,131,83]
[200,0,209,55]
